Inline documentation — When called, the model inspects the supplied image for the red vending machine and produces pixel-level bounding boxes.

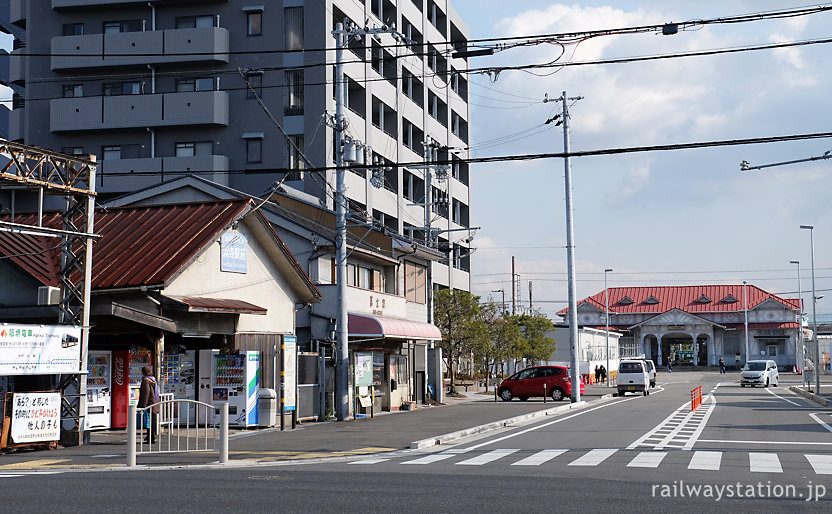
[111,347,153,429]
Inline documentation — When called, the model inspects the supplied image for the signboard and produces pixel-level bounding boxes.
[0,324,82,375]
[355,352,373,387]
[220,231,247,273]
[282,336,297,412]
[11,392,61,443]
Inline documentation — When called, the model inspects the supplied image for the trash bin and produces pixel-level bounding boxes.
[258,388,277,428]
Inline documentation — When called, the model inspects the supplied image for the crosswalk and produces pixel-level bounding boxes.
[349,448,832,475]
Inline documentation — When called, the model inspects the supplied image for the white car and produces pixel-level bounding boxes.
[740,359,779,388]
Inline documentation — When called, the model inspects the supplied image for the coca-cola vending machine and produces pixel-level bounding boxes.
[111,347,153,429]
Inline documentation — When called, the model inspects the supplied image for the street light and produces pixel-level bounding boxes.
[743,281,749,367]
[492,289,506,315]
[789,260,805,385]
[604,268,613,386]
[800,224,821,394]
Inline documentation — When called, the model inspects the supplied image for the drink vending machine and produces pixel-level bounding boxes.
[210,352,260,427]
[163,350,196,425]
[111,347,153,428]
[85,350,111,430]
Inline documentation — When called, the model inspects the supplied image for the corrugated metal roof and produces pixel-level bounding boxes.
[165,296,267,314]
[0,199,249,289]
[560,285,800,314]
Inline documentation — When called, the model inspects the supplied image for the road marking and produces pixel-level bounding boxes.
[809,413,832,433]
[511,449,567,466]
[688,450,722,470]
[402,448,471,465]
[457,448,520,466]
[763,387,800,406]
[627,402,690,449]
[749,452,782,473]
[806,454,832,474]
[697,439,832,446]
[627,451,667,468]
[0,474,24,478]
[348,458,390,465]
[568,449,617,467]
[0,459,70,470]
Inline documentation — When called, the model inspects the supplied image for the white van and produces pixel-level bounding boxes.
[618,360,650,396]
[639,358,657,388]
[740,359,779,388]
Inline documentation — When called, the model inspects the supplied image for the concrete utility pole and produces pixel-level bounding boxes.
[511,256,516,316]
[801,225,820,394]
[743,281,749,367]
[528,281,533,313]
[604,268,612,386]
[790,260,805,386]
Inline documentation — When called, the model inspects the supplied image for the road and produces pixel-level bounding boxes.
[3,373,831,512]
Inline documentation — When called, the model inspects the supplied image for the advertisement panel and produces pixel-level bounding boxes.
[0,324,82,375]
[10,392,61,443]
[283,336,297,412]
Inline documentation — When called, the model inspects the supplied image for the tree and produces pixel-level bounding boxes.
[516,313,557,364]
[433,289,489,392]
[477,303,522,388]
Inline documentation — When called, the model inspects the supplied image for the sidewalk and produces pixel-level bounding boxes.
[0,387,614,470]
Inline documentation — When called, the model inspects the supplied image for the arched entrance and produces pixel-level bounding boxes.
[664,334,694,366]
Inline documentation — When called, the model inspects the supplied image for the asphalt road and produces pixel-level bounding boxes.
[3,373,831,512]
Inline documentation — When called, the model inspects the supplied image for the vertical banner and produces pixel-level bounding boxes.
[283,336,297,412]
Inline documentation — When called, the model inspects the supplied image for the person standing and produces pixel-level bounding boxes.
[718,357,726,374]
[138,366,160,443]
[735,352,741,371]
[599,365,607,383]
[594,365,601,384]
[667,359,672,373]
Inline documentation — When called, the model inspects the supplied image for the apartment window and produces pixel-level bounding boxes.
[102,146,121,160]
[451,111,468,142]
[285,7,304,51]
[401,17,423,54]
[62,23,85,36]
[452,155,469,185]
[245,73,263,99]
[62,147,84,156]
[103,82,140,96]
[175,77,215,92]
[401,68,423,107]
[175,15,216,29]
[284,70,304,116]
[286,135,304,180]
[175,141,212,157]
[404,261,427,304]
[246,138,263,164]
[451,69,468,103]
[247,12,262,36]
[103,20,141,33]
[62,84,83,98]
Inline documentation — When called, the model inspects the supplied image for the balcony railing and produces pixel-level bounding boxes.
[98,156,229,193]
[53,0,227,8]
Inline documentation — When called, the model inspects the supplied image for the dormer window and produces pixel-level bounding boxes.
[644,296,659,305]
[722,294,739,303]
[618,296,634,305]
[695,294,711,304]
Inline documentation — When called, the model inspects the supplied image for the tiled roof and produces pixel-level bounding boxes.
[560,285,800,314]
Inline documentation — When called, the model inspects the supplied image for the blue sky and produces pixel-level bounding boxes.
[450,1,832,320]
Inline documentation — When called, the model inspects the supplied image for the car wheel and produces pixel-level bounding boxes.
[741,384,746,388]
[643,390,648,396]
[765,378,770,388]
[550,388,565,402]
[499,388,513,402]
[518,396,529,402]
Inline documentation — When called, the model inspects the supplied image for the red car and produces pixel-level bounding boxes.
[498,365,584,402]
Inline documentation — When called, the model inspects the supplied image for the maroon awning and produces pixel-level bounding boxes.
[164,296,267,315]
[348,313,442,341]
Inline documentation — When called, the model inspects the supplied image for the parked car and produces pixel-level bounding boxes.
[740,359,779,388]
[617,360,650,396]
[498,365,584,402]
[639,358,657,388]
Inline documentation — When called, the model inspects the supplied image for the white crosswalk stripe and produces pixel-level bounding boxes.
[806,454,832,474]
[402,448,470,465]
[749,452,782,473]
[568,449,617,467]
[348,458,391,465]
[627,451,667,468]
[457,448,520,466]
[688,450,722,471]
[511,449,567,466]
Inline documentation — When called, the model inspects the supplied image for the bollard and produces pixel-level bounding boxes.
[127,404,137,467]
[219,402,229,464]
[543,382,547,404]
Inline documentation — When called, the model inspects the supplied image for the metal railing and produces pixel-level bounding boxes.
[691,386,703,411]
[127,400,228,467]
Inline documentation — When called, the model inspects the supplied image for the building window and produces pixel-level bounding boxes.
[175,141,212,157]
[62,84,83,98]
[62,23,85,36]
[62,147,83,156]
[768,345,778,357]
[284,7,303,51]
[247,12,262,36]
[405,261,427,304]
[284,70,304,116]
[103,82,140,96]
[103,20,141,33]
[244,135,263,164]
[102,146,121,160]
[175,15,216,29]
[245,73,263,99]
[286,135,304,180]
[175,77,215,92]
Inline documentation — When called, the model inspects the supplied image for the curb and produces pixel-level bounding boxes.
[789,386,830,406]
[409,398,606,449]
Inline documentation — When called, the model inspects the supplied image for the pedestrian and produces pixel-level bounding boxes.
[735,352,741,371]
[599,365,607,383]
[667,359,672,373]
[138,365,160,443]
[594,365,601,384]
[719,357,726,374]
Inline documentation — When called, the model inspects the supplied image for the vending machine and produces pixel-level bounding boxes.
[198,349,218,425]
[163,350,196,425]
[111,347,153,428]
[211,352,260,427]
[85,350,111,430]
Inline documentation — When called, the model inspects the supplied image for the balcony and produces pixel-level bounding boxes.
[8,107,24,141]
[8,48,25,85]
[97,155,229,193]
[51,27,229,70]
[10,0,25,27]
[53,0,227,9]
[50,90,229,132]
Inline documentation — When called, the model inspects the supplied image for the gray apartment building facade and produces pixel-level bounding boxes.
[0,0,472,292]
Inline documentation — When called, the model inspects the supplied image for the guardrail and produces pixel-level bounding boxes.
[127,400,228,467]
[690,386,703,411]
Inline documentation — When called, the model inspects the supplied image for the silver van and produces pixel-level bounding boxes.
[740,359,779,388]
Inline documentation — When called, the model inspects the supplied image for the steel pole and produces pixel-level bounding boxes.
[562,91,581,403]
[743,281,749,367]
[791,260,804,385]
[334,23,350,421]
[605,268,612,386]
[807,226,820,393]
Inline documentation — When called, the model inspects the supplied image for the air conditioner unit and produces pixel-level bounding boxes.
[37,286,60,306]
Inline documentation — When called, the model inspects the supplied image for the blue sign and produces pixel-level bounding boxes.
[220,231,247,273]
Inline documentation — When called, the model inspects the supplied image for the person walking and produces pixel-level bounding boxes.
[735,352,741,371]
[719,357,726,374]
[138,366,161,443]
[594,365,601,384]
[599,365,607,383]
[667,359,672,373]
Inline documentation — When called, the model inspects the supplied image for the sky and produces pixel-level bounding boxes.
[449,1,832,321]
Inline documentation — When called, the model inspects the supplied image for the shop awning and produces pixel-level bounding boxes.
[163,296,267,315]
[348,313,442,341]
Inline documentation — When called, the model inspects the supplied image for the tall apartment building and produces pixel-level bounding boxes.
[0,0,472,292]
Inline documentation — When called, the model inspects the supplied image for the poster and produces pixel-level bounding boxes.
[355,352,373,387]
[283,336,297,412]
[11,392,61,443]
[0,324,82,375]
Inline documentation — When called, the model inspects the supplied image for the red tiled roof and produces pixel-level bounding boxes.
[559,285,800,314]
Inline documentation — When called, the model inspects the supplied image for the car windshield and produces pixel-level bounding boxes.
[744,362,766,371]
[619,362,643,373]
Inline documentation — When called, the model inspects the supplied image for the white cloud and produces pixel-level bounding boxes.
[769,33,805,69]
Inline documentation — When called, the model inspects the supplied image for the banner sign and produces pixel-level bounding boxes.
[220,231,248,273]
[11,392,61,443]
[0,324,82,375]
[282,336,297,412]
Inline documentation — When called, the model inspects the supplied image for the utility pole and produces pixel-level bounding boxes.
[528,281,533,313]
[511,256,516,315]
